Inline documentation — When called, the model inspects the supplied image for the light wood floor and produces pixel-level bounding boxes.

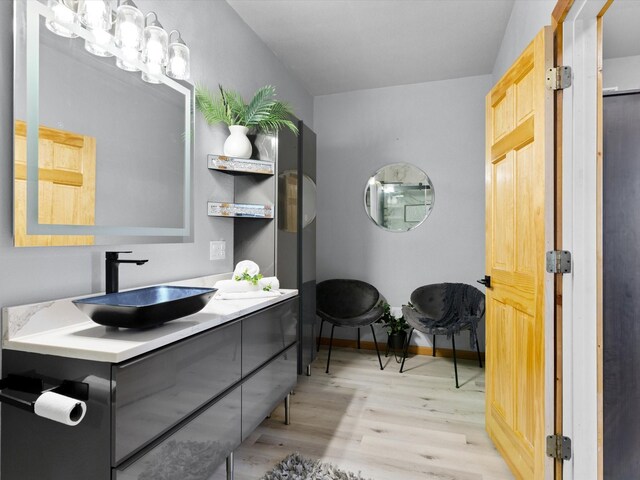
[214,347,513,480]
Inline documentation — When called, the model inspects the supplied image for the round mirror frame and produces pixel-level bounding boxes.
[363,162,435,232]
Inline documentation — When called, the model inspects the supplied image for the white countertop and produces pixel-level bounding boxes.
[2,273,297,363]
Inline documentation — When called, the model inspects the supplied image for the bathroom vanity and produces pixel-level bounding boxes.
[1,275,298,480]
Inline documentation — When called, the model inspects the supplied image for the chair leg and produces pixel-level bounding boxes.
[317,319,324,352]
[475,335,483,368]
[370,325,384,370]
[326,325,335,374]
[452,334,459,388]
[357,328,361,349]
[432,334,436,357]
[399,328,414,373]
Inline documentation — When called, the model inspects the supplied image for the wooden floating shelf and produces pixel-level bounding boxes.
[207,154,274,175]
[207,202,273,219]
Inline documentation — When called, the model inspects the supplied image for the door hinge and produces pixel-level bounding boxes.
[546,250,572,274]
[546,66,572,90]
[546,434,572,460]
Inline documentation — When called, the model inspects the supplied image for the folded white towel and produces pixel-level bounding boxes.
[233,260,260,278]
[214,279,260,293]
[214,290,282,300]
[258,276,280,291]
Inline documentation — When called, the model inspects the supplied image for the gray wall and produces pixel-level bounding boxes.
[313,74,491,350]
[604,55,640,92]
[0,0,312,311]
[492,0,556,82]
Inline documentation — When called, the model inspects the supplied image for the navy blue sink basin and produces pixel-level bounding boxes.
[72,286,217,329]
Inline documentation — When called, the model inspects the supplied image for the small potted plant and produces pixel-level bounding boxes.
[195,84,299,159]
[379,301,410,359]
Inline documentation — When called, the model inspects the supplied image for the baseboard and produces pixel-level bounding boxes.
[317,337,486,362]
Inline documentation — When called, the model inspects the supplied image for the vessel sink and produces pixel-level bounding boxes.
[72,286,217,329]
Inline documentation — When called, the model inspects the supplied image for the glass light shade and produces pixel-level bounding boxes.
[78,0,111,30]
[45,0,79,38]
[115,5,143,49]
[141,25,168,84]
[84,25,114,57]
[116,47,141,71]
[115,4,144,71]
[166,42,190,80]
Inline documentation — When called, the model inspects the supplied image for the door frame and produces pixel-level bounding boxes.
[556,1,611,478]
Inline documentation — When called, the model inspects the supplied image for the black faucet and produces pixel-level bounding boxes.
[105,251,148,294]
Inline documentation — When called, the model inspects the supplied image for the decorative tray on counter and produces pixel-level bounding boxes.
[207,154,274,175]
[207,202,274,219]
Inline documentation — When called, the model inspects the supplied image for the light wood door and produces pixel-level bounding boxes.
[14,121,96,247]
[485,27,554,479]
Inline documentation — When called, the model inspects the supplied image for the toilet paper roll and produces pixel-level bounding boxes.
[34,391,87,426]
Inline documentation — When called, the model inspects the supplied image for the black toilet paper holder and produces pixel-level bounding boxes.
[0,374,89,413]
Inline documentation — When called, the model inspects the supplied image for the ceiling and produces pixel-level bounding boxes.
[603,0,640,60]
[227,0,515,96]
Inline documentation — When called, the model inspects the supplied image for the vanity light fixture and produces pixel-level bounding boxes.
[45,0,79,38]
[114,0,144,71]
[43,0,189,83]
[78,0,114,57]
[141,12,168,84]
[166,30,190,80]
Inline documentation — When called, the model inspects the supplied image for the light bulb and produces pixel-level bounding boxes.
[169,56,187,77]
[83,0,107,28]
[116,46,140,71]
[115,4,143,49]
[141,61,163,84]
[45,0,78,38]
[54,2,75,23]
[140,13,168,83]
[146,39,164,63]
[166,38,190,80]
[93,29,111,45]
[84,26,114,57]
[119,22,140,48]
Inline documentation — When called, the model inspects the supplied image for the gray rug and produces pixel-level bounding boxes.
[261,453,372,480]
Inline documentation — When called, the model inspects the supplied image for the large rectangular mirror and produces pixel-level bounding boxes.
[13,0,193,246]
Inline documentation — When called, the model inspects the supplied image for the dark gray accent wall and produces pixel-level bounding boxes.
[603,92,640,480]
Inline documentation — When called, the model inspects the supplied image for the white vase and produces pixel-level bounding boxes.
[223,125,252,159]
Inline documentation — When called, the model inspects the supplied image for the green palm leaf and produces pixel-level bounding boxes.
[195,84,299,136]
[244,85,277,126]
[195,85,232,126]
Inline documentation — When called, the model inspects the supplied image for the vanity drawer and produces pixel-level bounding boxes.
[113,387,241,480]
[242,297,298,375]
[242,344,297,441]
[112,321,241,464]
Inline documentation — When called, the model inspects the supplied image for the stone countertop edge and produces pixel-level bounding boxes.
[2,273,298,364]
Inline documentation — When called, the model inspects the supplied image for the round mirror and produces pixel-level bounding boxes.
[278,171,317,233]
[363,163,434,232]
[302,174,317,228]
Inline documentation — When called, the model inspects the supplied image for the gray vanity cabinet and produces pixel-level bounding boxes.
[1,297,298,480]
[114,388,242,480]
[242,344,297,441]
[242,299,297,375]
[112,321,242,463]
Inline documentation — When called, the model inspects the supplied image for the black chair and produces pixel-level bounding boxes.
[316,279,385,374]
[400,283,484,388]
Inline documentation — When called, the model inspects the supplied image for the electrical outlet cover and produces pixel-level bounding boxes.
[210,240,226,260]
